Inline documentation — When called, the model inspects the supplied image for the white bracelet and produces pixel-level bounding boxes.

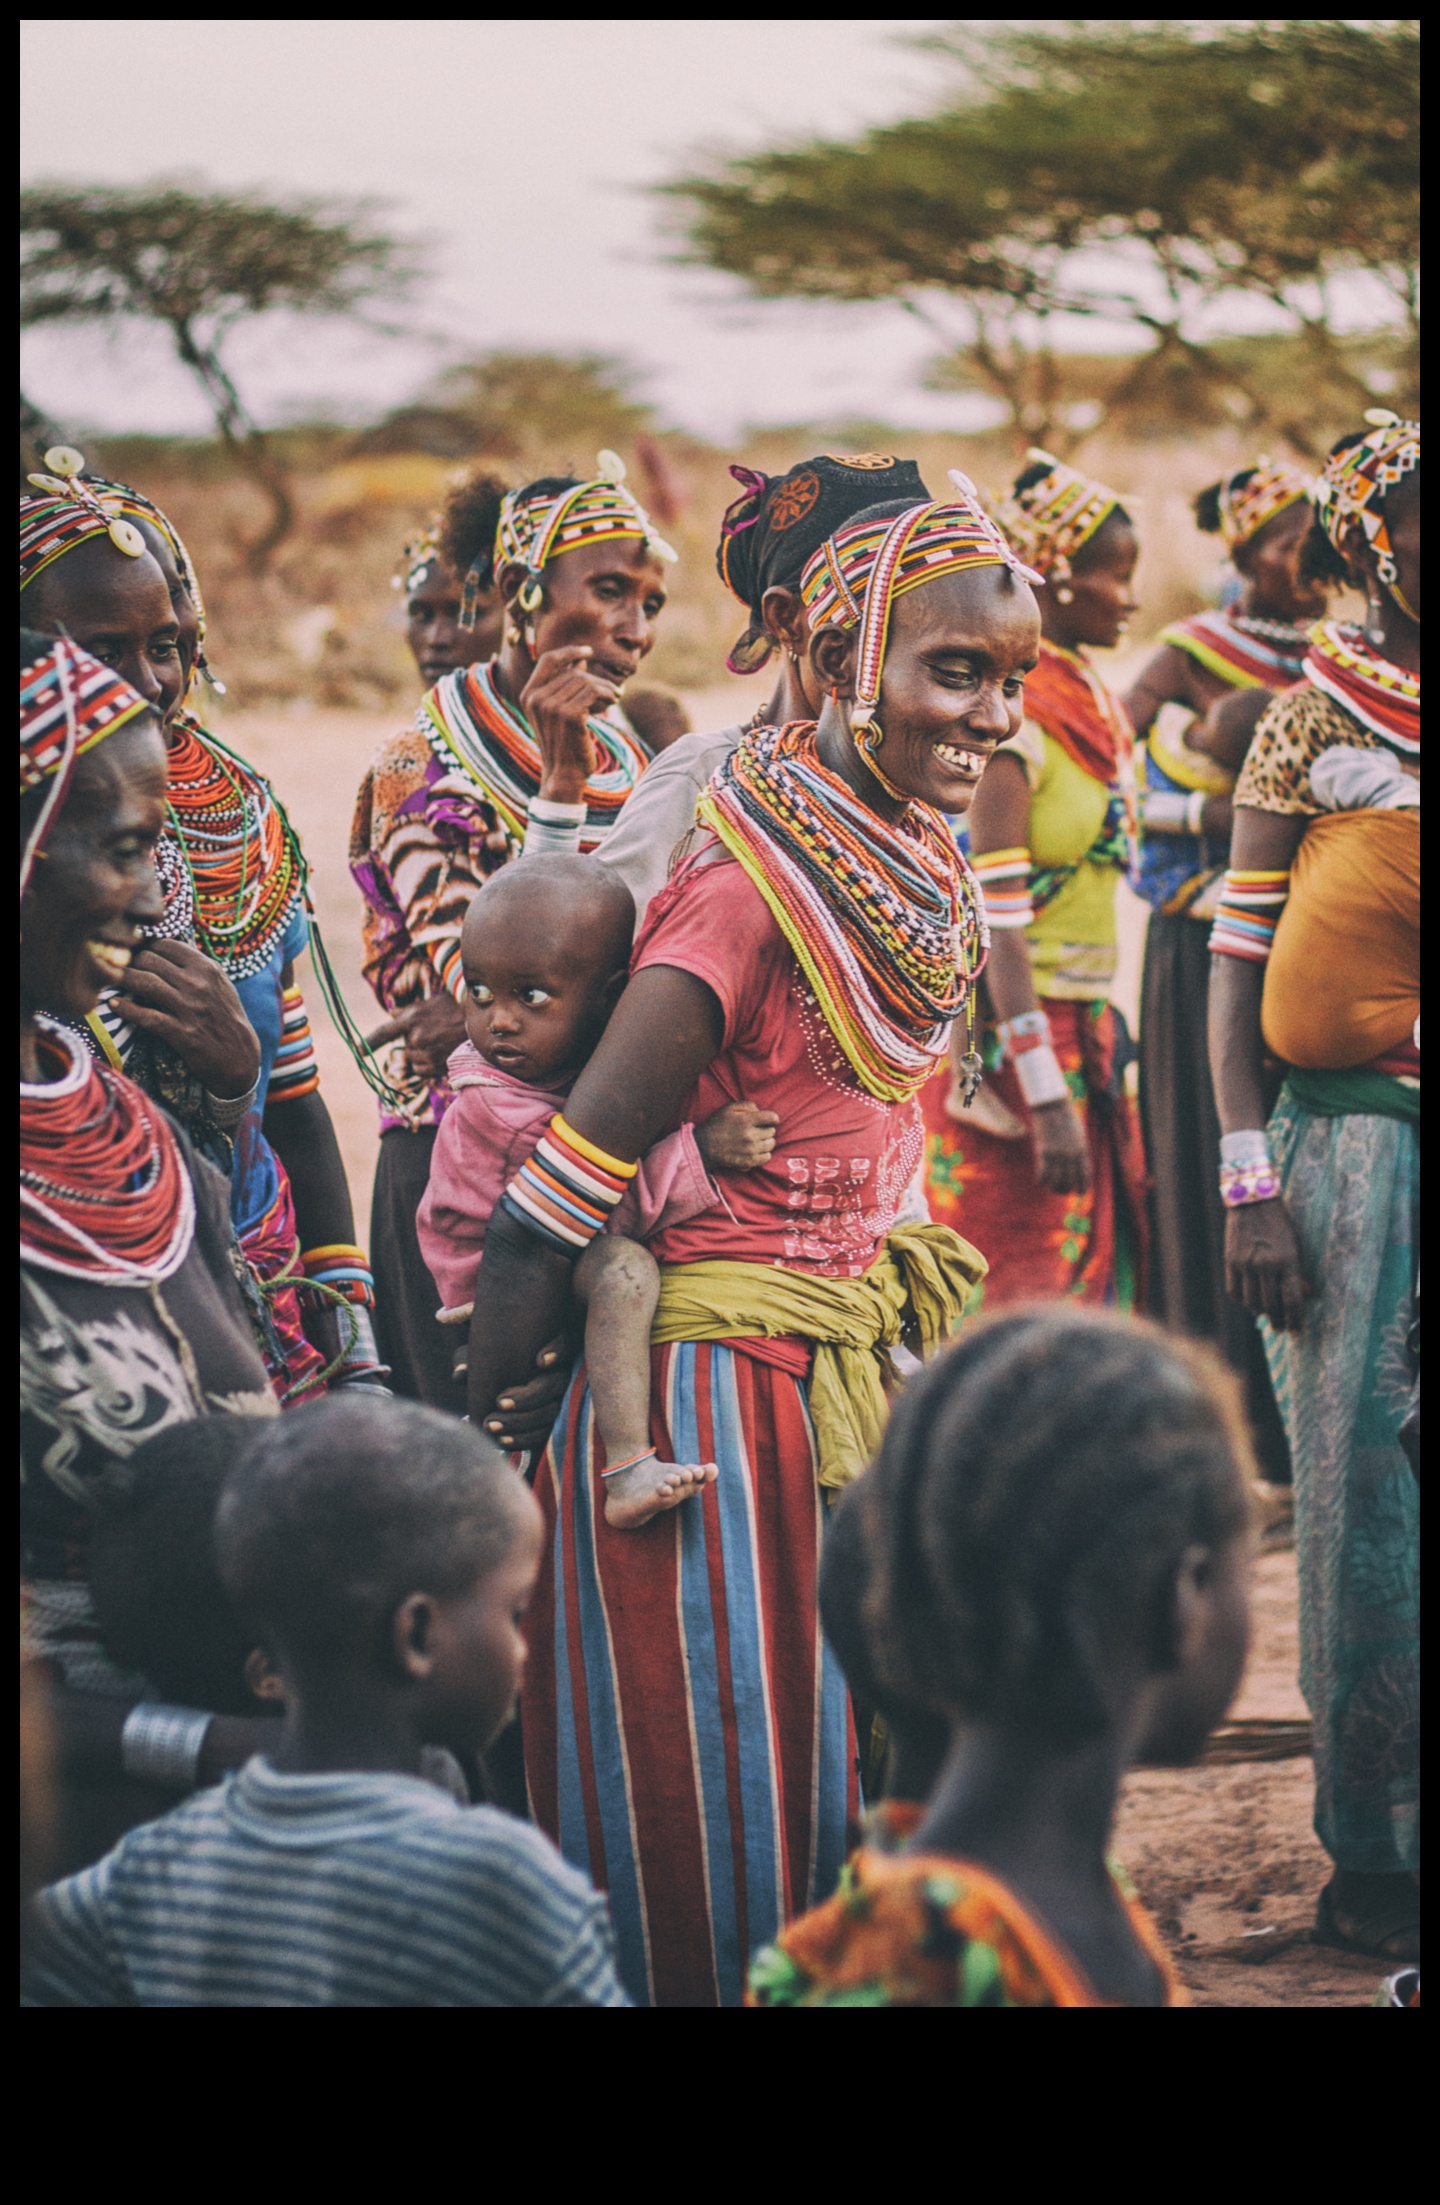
[528,796,588,825]
[1141,790,1190,833]
[1185,789,1209,836]
[1219,1129,1273,1168]
[1014,1044,1070,1108]
[121,1702,212,1790]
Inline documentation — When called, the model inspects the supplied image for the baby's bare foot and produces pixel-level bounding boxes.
[603,1453,718,1530]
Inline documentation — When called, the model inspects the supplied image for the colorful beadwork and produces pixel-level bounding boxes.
[501,1112,638,1253]
[1219,1160,1283,1207]
[493,449,676,623]
[20,1020,196,1285]
[698,720,987,1105]
[1159,608,1311,690]
[993,449,1122,585]
[1215,457,1311,551]
[1313,411,1420,593]
[162,715,306,978]
[20,635,151,901]
[1209,869,1292,964]
[269,985,321,1102]
[1303,622,1420,760]
[419,658,650,854]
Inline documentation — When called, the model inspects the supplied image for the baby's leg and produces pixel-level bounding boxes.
[575,1237,718,1531]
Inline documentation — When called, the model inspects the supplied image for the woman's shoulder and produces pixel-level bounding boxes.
[1235,682,1368,817]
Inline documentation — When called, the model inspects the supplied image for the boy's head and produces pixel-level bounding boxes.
[90,1415,279,1718]
[215,1397,542,1756]
[862,1307,1253,1767]
[621,684,691,755]
[460,853,635,1085]
[819,1485,950,1803]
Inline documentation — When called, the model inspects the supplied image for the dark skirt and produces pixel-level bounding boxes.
[1138,909,1290,1480]
[370,1124,464,1413]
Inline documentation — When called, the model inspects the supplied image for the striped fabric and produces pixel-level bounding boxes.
[22,1761,629,2008]
[971,845,1034,931]
[268,985,321,1102]
[525,1340,856,2008]
[501,1115,637,1253]
[1209,868,1292,963]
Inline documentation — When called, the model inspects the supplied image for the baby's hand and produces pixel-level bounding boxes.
[695,1101,779,1171]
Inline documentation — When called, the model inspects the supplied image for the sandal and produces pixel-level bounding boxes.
[1315,1874,1420,1963]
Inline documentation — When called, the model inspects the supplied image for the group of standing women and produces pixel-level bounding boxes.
[20,404,1419,1988]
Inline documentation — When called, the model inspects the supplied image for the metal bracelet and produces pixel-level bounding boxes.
[203,1080,260,1131]
[120,1702,212,1791]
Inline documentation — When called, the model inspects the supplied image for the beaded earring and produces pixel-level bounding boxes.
[1367,592,1388,648]
[1055,585,1075,605]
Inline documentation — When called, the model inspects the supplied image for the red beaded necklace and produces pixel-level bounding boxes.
[20,1022,195,1285]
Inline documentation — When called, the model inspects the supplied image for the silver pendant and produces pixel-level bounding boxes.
[958,1050,984,1107]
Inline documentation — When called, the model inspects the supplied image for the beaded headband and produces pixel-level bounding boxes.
[393,518,442,597]
[992,448,1121,585]
[801,474,1042,740]
[1312,409,1420,592]
[1216,456,1311,551]
[482,449,677,628]
[21,445,148,587]
[20,635,150,899]
[81,470,223,696]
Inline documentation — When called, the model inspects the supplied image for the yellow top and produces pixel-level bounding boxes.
[997,720,1120,1000]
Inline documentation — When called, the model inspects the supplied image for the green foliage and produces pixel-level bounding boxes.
[21,182,414,564]
[662,19,1418,455]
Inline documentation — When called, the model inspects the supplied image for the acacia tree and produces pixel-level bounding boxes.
[20,183,415,567]
[662,19,1418,456]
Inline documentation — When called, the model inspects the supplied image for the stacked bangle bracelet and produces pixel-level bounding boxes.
[1218,1129,1281,1208]
[996,1009,1070,1109]
[120,1702,212,1791]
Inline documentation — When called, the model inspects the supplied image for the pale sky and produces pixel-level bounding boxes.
[21,16,1000,441]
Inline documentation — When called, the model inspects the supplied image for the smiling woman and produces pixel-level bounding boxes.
[20,629,277,1871]
[461,478,1033,2007]
[350,453,674,1407]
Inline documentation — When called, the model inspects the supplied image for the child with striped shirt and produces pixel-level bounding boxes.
[22,1398,629,2007]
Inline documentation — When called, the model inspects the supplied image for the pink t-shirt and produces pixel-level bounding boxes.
[633,843,923,1278]
[417,1043,722,1314]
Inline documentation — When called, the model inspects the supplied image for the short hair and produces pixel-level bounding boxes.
[215,1397,523,1672]
[862,1306,1252,1744]
[435,468,510,591]
[89,1415,271,1717]
[1193,476,1241,536]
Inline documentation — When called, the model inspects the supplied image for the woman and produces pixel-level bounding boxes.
[21,629,278,1869]
[350,455,673,1405]
[1208,412,1419,1963]
[924,451,1147,1306]
[1123,461,1322,1473]
[597,451,931,917]
[465,482,1039,2005]
[20,454,379,1398]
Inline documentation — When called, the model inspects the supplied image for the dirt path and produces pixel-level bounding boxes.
[225,702,1381,2010]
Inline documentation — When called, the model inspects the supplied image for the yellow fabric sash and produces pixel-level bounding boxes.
[651,1221,987,1490]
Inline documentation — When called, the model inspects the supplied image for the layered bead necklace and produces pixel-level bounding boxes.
[163,714,304,977]
[21,1021,195,1285]
[1304,623,1420,760]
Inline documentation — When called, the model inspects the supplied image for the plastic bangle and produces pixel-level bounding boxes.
[1219,1162,1283,1207]
[996,1009,1052,1052]
[1185,790,1209,836]
[601,1448,657,1481]
[121,1702,212,1791]
[1014,1044,1070,1109]
[1219,1130,1273,1169]
[529,796,588,825]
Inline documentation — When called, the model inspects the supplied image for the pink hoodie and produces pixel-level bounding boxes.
[417,1040,725,1315]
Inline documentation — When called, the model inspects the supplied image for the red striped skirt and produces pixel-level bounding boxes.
[523,1338,856,2007]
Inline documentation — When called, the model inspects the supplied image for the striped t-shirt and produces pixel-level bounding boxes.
[22,1758,629,2008]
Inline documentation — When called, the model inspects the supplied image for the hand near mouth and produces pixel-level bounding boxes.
[522,646,628,806]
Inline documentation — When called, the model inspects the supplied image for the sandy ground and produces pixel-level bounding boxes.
[226,698,1382,2010]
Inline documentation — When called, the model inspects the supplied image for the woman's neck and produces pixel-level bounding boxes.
[1375,599,1421,677]
[491,641,533,708]
[1037,603,1085,654]
[813,695,907,824]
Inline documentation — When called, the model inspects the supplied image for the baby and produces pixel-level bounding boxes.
[418,854,776,1529]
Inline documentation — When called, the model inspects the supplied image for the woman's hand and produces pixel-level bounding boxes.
[521,647,618,804]
[481,1333,575,1452]
[1031,1095,1090,1194]
[116,940,260,1098]
[366,991,467,1084]
[1224,1198,1311,1331]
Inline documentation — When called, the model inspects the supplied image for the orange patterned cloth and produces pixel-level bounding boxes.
[748,1847,1185,2008]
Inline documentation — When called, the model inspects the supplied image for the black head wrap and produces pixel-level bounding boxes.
[715,452,931,673]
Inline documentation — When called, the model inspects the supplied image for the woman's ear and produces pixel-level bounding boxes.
[496,561,528,612]
[810,624,855,697]
[761,584,806,655]
[1154,1542,1215,1674]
